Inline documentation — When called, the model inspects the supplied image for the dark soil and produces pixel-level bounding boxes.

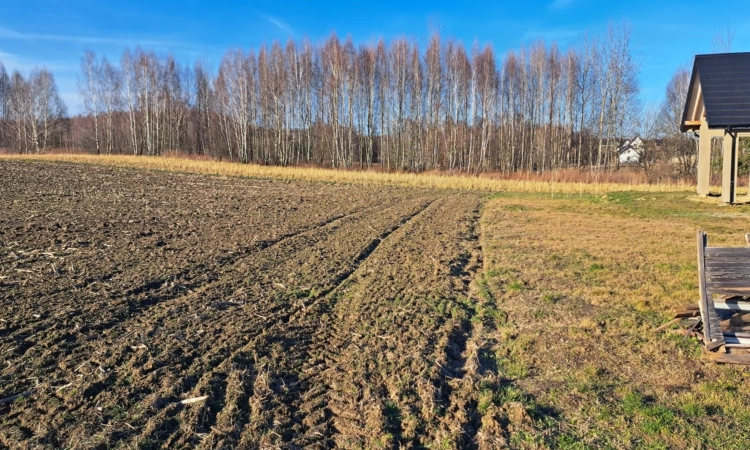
[0,161,495,448]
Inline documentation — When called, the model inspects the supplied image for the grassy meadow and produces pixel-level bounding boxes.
[479,191,750,448]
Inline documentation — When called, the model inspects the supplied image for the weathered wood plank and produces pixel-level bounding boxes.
[706,277,750,283]
[653,318,681,333]
[705,261,750,268]
[705,254,750,259]
[706,280,750,286]
[706,277,750,284]
[698,231,710,344]
[705,258,750,265]
[698,232,726,348]
[705,247,750,257]
[707,263,750,267]
[706,265,750,275]
[706,246,750,251]
[707,352,750,365]
[675,304,699,310]
[706,281,750,288]
[705,267,750,274]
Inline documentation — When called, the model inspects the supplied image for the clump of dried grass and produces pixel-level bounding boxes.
[0,154,694,194]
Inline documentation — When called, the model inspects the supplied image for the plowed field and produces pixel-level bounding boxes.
[1,161,499,448]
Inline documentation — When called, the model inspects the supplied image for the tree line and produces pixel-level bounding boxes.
[0,66,67,153]
[0,22,696,175]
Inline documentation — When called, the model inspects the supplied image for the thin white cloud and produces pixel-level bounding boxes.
[0,51,20,64]
[0,27,25,39]
[0,51,77,74]
[1,51,44,73]
[549,0,575,9]
[0,25,185,48]
[261,15,295,37]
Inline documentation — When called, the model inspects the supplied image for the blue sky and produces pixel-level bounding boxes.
[1,0,748,114]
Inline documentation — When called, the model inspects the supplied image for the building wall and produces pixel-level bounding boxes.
[619,148,640,164]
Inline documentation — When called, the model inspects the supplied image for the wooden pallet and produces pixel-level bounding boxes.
[654,232,750,364]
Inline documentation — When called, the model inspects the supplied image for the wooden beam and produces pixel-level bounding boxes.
[697,120,712,195]
[690,77,703,122]
[653,318,681,333]
[698,231,726,347]
[685,120,701,127]
[707,352,750,365]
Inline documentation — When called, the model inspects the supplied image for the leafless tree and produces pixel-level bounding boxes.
[425,33,442,169]
[79,51,102,154]
[63,25,659,177]
[29,69,67,151]
[637,105,664,176]
[100,58,122,154]
[194,61,213,156]
[660,67,696,176]
[0,64,10,148]
[216,49,254,162]
[8,71,30,153]
[711,24,735,53]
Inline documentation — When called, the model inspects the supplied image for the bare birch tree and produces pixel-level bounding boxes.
[79,51,102,154]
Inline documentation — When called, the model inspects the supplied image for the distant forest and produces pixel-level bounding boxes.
[0,21,696,174]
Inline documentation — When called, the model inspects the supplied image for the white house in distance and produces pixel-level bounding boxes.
[618,137,642,164]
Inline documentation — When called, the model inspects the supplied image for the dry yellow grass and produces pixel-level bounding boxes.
[0,153,695,194]
[478,191,750,448]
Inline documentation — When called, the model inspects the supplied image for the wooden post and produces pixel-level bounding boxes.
[721,131,737,204]
[697,120,712,196]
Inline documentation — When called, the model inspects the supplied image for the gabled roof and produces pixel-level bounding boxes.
[682,52,750,132]
[618,136,641,153]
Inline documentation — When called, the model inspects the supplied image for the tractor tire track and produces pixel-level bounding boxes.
[3,199,379,358]
[244,193,486,449]
[152,197,438,449]
[14,195,436,448]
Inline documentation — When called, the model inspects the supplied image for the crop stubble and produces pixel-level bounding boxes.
[0,161,492,448]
